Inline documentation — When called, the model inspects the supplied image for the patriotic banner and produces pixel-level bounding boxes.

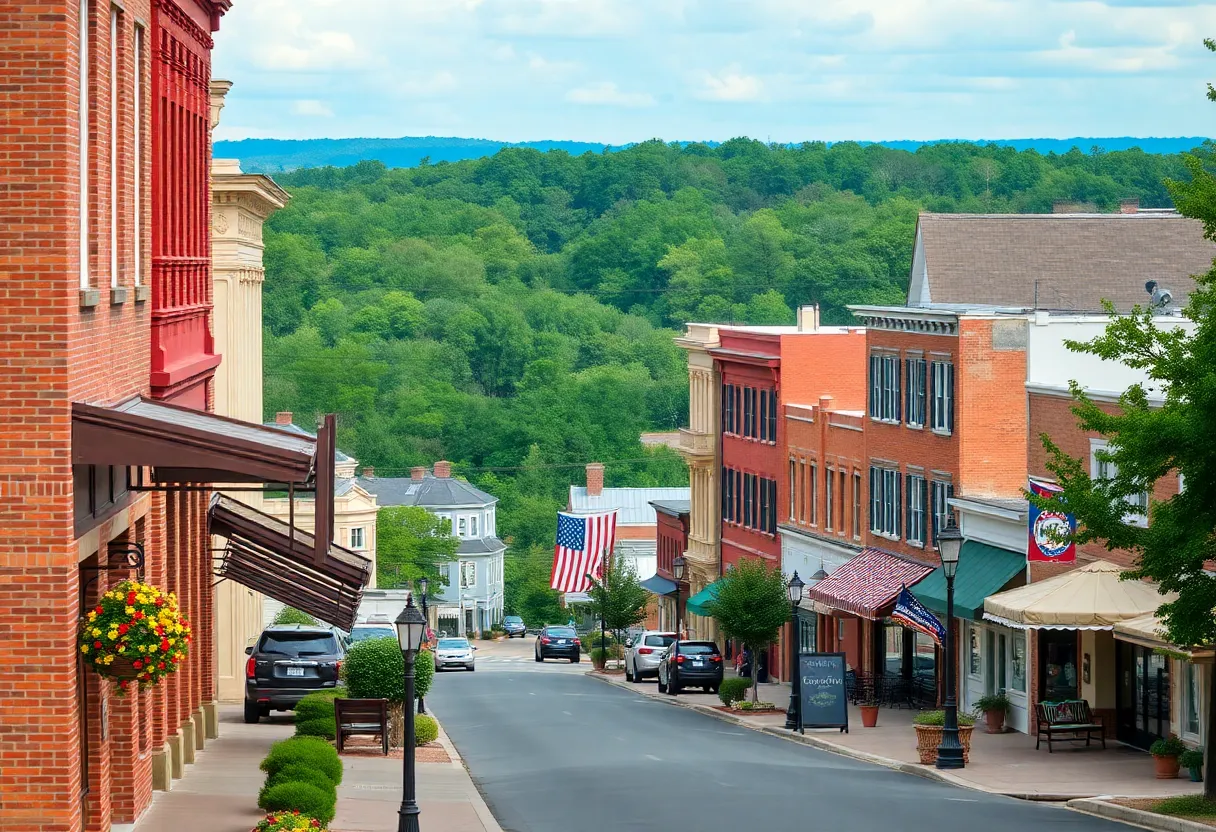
[891,585,946,645]
[1028,480,1076,564]
[551,511,618,593]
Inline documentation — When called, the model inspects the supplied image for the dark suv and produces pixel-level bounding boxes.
[245,624,344,723]
[534,625,580,663]
[502,615,527,638]
[657,641,723,695]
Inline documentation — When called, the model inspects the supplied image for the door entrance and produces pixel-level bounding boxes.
[1117,642,1171,749]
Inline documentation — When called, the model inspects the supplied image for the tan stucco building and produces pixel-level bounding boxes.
[674,323,722,642]
[209,80,291,702]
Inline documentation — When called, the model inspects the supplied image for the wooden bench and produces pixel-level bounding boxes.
[1036,699,1105,752]
[334,698,390,756]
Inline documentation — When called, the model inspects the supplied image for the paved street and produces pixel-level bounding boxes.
[440,637,588,674]
[429,666,1130,832]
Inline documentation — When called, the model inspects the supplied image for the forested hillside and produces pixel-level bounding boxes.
[261,138,1190,615]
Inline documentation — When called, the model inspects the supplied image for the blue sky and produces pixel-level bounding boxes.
[211,0,1216,144]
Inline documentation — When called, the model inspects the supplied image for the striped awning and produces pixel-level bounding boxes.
[805,548,935,620]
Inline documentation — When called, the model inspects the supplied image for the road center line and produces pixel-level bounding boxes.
[645,754,662,761]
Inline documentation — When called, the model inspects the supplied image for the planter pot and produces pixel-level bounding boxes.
[100,656,145,682]
[860,705,880,728]
[984,709,1006,734]
[1190,766,1204,783]
[592,659,607,671]
[1153,754,1181,779]
[914,724,974,765]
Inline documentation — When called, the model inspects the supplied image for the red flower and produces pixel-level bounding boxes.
[94,640,102,649]
[133,611,144,621]
[155,597,165,607]
[158,662,166,670]
[171,655,180,663]
[119,680,129,689]
[133,660,142,669]
[127,592,137,605]
[118,624,129,635]
[94,606,104,614]
[160,639,171,652]
[155,625,165,636]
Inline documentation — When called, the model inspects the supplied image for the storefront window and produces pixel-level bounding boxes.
[969,626,982,676]
[798,614,816,653]
[1186,663,1201,737]
[1011,633,1026,692]
[1040,630,1078,702]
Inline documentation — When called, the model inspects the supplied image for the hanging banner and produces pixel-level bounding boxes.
[1027,480,1076,564]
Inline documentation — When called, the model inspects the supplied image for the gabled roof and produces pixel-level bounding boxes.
[568,487,691,525]
[909,212,1214,312]
[359,474,497,509]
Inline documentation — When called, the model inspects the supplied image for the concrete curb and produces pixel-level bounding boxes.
[1067,798,1216,832]
[433,717,505,832]
[585,671,1090,803]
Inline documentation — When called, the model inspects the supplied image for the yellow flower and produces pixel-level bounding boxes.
[149,644,158,653]
[168,638,176,647]
[117,645,126,653]
[125,606,135,615]
[87,612,97,622]
[137,594,149,605]
[138,645,147,653]
[91,628,101,637]
[107,631,118,641]
[103,655,114,665]
[81,645,89,653]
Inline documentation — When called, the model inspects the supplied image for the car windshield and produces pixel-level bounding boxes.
[644,634,676,647]
[504,616,523,624]
[349,627,395,642]
[259,631,339,657]
[439,639,470,649]
[546,627,576,638]
[678,643,718,655]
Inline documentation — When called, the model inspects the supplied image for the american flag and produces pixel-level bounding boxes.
[551,511,617,593]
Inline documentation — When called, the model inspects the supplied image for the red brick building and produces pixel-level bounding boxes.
[651,499,690,632]
[0,5,370,831]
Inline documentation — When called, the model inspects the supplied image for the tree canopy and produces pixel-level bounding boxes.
[586,556,650,641]
[375,506,459,590]
[705,558,790,702]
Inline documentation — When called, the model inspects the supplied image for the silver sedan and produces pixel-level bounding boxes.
[435,637,476,671]
[624,631,676,683]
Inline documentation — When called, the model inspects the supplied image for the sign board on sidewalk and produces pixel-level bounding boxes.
[798,652,849,734]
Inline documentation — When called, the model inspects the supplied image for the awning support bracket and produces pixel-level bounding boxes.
[80,542,147,607]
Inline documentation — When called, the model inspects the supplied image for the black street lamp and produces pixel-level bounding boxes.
[784,571,805,730]
[935,517,965,770]
[585,572,608,659]
[671,556,686,697]
[393,597,428,832]
[417,577,429,716]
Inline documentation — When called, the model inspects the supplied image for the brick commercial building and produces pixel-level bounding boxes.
[0,5,371,831]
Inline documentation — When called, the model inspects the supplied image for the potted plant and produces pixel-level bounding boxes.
[1181,748,1204,782]
[78,579,191,695]
[912,710,976,765]
[1149,734,1186,779]
[859,698,880,728]
[972,693,1012,734]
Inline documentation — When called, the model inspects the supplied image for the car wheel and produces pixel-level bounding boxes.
[624,662,634,682]
[710,685,720,695]
[668,680,680,695]
[535,650,542,662]
[657,673,667,693]
[243,699,260,724]
[468,664,475,672]
[571,654,579,664]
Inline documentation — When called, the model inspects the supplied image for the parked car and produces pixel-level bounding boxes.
[624,631,677,683]
[435,637,476,671]
[347,622,396,645]
[502,615,527,638]
[656,641,723,695]
[534,625,581,663]
[244,624,344,724]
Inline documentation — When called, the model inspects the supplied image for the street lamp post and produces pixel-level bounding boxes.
[935,517,965,770]
[784,571,805,731]
[417,577,429,716]
[671,556,686,697]
[585,572,607,659]
[393,598,428,832]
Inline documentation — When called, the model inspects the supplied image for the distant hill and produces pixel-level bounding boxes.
[213,135,1212,173]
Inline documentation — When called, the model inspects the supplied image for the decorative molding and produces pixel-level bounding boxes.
[237,213,258,241]
[854,313,959,335]
[212,212,229,234]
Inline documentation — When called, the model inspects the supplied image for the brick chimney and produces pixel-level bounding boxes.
[411,466,426,482]
[818,395,834,411]
[363,466,374,479]
[275,411,293,425]
[797,304,820,333]
[586,462,605,497]
[433,460,452,479]
[1120,198,1140,214]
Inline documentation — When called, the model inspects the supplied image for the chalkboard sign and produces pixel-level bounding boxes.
[798,652,848,733]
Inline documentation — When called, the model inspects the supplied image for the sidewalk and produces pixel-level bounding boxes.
[590,672,1205,801]
[129,705,501,832]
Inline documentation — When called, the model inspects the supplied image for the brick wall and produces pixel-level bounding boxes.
[957,319,1029,499]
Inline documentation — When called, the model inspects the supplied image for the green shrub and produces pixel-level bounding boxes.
[295,717,336,740]
[258,764,336,807]
[260,737,343,786]
[913,710,976,727]
[971,693,1011,716]
[1154,795,1216,818]
[1181,748,1205,769]
[295,692,341,724]
[273,607,319,626]
[580,633,615,653]
[259,781,337,825]
[717,677,753,706]
[343,638,434,703]
[415,714,439,745]
[589,647,609,665]
[1150,734,1186,758]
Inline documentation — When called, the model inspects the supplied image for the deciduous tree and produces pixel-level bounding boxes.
[705,558,790,703]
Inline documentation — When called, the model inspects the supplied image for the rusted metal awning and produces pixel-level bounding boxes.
[209,494,371,631]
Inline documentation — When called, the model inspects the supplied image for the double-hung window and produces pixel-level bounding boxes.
[851,471,862,539]
[930,479,955,546]
[869,466,901,538]
[905,357,927,427]
[809,462,818,525]
[825,468,835,532]
[869,353,901,422]
[460,561,476,589]
[931,360,954,433]
[350,527,365,549]
[906,474,926,545]
[1090,439,1149,527]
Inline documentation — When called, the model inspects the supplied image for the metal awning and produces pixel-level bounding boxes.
[209,494,371,631]
[805,548,935,620]
[640,574,678,596]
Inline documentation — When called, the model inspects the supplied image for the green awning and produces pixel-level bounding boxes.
[686,578,725,617]
[912,541,1026,620]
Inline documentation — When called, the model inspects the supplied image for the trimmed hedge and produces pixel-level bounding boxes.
[294,690,344,723]
[259,764,336,807]
[295,717,336,740]
[415,714,439,746]
[260,737,343,786]
[343,637,434,702]
[717,677,753,706]
[259,781,337,826]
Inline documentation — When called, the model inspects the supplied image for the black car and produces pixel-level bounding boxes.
[657,641,723,695]
[534,625,581,663]
[502,615,527,638]
[245,624,344,723]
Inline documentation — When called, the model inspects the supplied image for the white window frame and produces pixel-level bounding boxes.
[349,527,365,550]
[109,5,119,290]
[906,356,926,427]
[79,0,90,289]
[460,561,476,589]
[931,479,954,547]
[869,352,901,423]
[1090,438,1149,527]
[470,515,478,537]
[825,466,835,532]
[132,24,142,287]
[1010,631,1027,693]
[851,471,861,540]
[457,516,467,537]
[931,360,953,434]
[1183,660,1204,741]
[870,466,900,539]
[907,473,926,545]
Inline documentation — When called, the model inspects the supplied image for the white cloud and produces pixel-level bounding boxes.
[527,52,580,76]
[565,82,655,107]
[256,31,361,71]
[698,66,765,102]
[292,99,335,117]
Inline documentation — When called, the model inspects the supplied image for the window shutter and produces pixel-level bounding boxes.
[905,475,912,540]
[948,363,956,434]
[869,467,876,531]
[921,477,929,543]
[869,355,877,417]
[929,482,937,545]
[920,360,928,425]
[946,482,955,529]
[895,472,902,537]
[894,358,902,422]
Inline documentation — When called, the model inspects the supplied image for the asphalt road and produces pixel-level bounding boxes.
[429,670,1129,832]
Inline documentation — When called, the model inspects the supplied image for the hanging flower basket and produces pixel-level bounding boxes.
[78,580,191,695]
